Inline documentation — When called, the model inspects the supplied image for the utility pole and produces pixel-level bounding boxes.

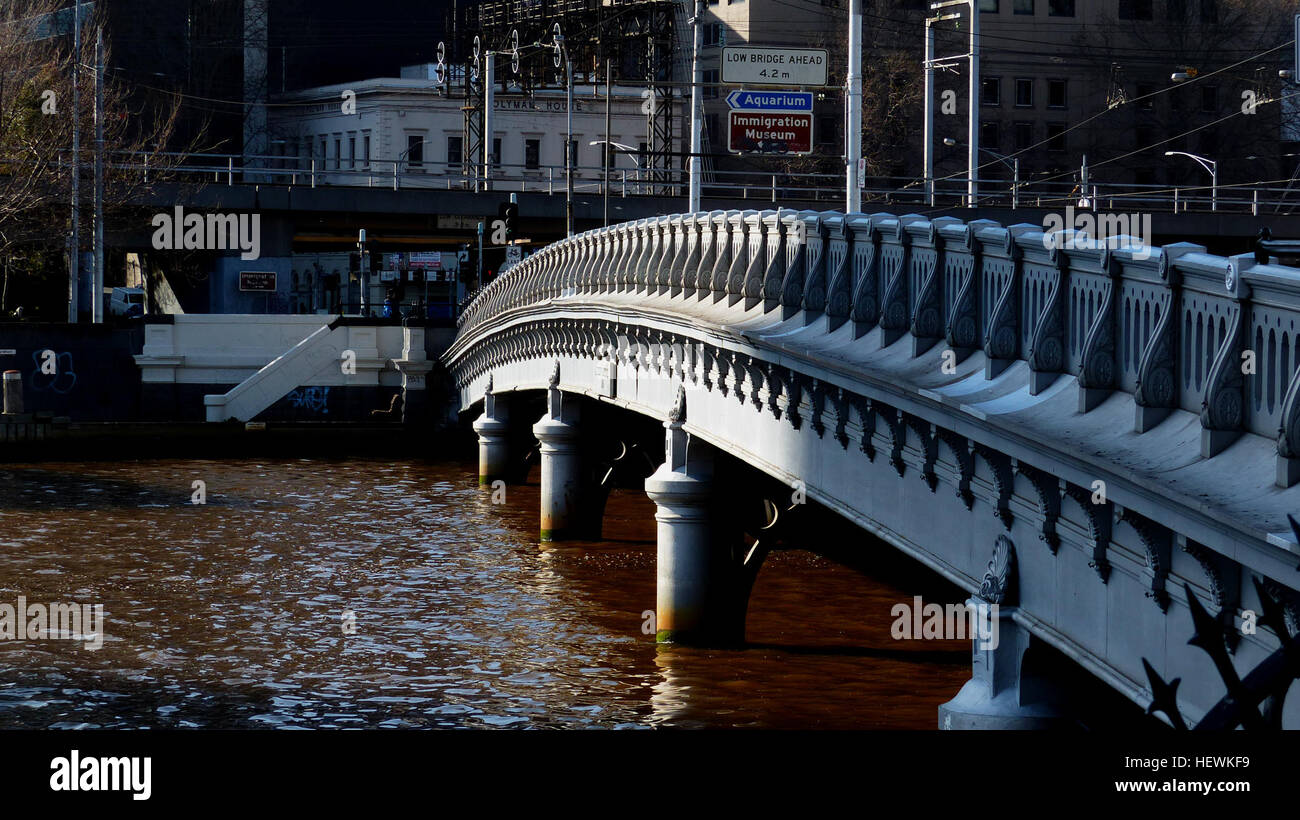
[689,0,704,213]
[93,27,105,324]
[565,48,574,236]
[68,0,81,323]
[358,228,369,315]
[846,0,863,213]
[604,59,612,227]
[967,0,980,208]
[924,14,935,207]
[483,52,494,192]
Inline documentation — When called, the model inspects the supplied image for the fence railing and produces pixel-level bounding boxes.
[456,207,1300,489]
[90,150,1300,215]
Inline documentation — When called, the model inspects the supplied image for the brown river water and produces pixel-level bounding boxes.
[0,457,970,729]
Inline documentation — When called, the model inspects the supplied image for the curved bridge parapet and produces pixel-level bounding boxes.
[445,208,1300,728]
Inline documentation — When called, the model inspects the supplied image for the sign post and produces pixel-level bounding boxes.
[726,88,814,155]
[722,46,828,87]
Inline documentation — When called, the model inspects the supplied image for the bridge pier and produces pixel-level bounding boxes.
[644,389,745,646]
[938,603,1075,730]
[939,536,1076,729]
[472,376,511,486]
[532,368,583,541]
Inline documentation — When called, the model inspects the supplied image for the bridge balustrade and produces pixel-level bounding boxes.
[455,208,1300,486]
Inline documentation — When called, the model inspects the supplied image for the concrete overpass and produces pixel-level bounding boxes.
[132,180,1300,255]
[442,208,1300,729]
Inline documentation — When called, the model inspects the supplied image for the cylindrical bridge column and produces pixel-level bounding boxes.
[472,377,510,486]
[644,389,737,645]
[532,373,582,541]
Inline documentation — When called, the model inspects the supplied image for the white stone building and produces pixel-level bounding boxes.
[267,66,676,191]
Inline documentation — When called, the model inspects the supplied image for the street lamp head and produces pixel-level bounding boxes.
[1163,151,1175,157]
[1170,72,1192,82]
[943,138,957,146]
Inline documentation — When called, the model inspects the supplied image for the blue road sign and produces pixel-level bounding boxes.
[726,89,814,113]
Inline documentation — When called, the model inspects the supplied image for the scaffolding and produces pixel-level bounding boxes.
[458,0,683,195]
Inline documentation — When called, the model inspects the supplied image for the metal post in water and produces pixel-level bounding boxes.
[2,371,22,415]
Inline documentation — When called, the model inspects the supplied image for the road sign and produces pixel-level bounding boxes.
[726,89,813,112]
[728,110,813,155]
[722,46,828,87]
[239,271,277,292]
[505,244,523,266]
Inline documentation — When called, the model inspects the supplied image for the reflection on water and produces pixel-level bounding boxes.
[0,457,967,729]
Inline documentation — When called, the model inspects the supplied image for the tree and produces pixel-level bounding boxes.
[0,0,197,318]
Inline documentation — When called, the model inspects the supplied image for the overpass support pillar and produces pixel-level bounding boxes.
[532,375,583,541]
[473,376,511,486]
[645,389,738,645]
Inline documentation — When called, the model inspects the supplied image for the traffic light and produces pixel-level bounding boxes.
[497,201,518,242]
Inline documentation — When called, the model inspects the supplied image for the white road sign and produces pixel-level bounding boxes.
[722,46,828,87]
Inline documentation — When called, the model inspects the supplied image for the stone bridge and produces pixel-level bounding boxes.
[442,208,1300,729]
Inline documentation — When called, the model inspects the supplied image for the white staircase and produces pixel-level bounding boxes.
[203,319,349,422]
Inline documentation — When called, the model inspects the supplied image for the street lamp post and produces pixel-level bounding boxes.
[1164,150,1218,212]
[689,0,704,213]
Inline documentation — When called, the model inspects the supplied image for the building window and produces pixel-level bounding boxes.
[1047,79,1067,109]
[1013,0,1033,13]
[1118,0,1152,19]
[1013,121,1033,151]
[1015,78,1033,107]
[363,134,371,169]
[704,23,723,47]
[332,137,340,170]
[1046,122,1066,152]
[318,137,326,164]
[525,138,540,170]
[492,137,502,168]
[348,136,356,169]
[1201,85,1218,112]
[1135,125,1154,150]
[979,0,998,10]
[981,120,1000,151]
[447,135,463,168]
[703,68,720,99]
[1048,0,1074,15]
[407,135,424,169]
[981,76,1001,106]
[568,140,579,169]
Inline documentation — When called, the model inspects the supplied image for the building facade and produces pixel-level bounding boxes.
[268,68,666,191]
